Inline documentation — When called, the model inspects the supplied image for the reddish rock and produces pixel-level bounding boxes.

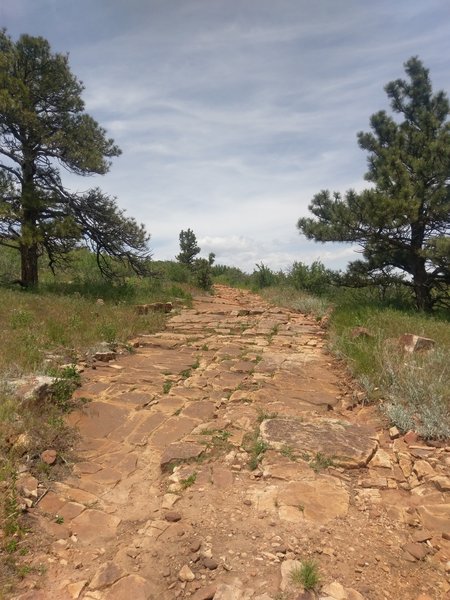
[164,511,182,522]
[103,574,155,600]
[399,333,435,353]
[403,542,428,560]
[412,529,433,543]
[40,449,57,465]
[260,417,378,468]
[90,561,125,590]
[404,430,418,445]
[203,557,219,570]
[160,442,204,471]
[93,351,116,362]
[191,584,217,600]
[71,509,121,544]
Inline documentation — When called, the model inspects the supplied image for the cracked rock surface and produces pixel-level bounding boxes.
[13,285,450,600]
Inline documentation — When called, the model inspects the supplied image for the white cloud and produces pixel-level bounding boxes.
[2,1,450,273]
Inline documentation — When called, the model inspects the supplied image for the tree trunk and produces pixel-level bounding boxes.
[412,260,433,312]
[20,153,40,287]
[20,242,39,287]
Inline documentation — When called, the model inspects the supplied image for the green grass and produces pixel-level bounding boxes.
[330,304,450,439]
[243,430,269,470]
[180,473,197,489]
[290,560,321,590]
[280,445,297,461]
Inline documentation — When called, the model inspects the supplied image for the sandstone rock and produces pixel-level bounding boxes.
[430,475,450,492]
[161,493,180,509]
[358,476,388,489]
[404,430,418,445]
[160,442,204,471]
[278,478,349,524]
[190,539,202,552]
[10,375,58,401]
[214,582,254,600]
[71,509,121,544]
[40,449,57,465]
[164,511,182,522]
[191,584,217,600]
[399,333,435,353]
[16,474,38,498]
[260,417,378,468]
[346,590,365,600]
[103,574,155,600]
[417,504,450,533]
[66,580,87,599]
[280,559,302,591]
[403,542,428,560]
[178,564,195,582]
[370,448,392,469]
[93,351,116,362]
[389,426,400,440]
[321,581,347,599]
[203,557,219,570]
[412,529,433,543]
[413,460,435,479]
[89,562,125,590]
[12,432,33,454]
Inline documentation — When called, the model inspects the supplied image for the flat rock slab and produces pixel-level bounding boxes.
[160,442,205,471]
[260,417,378,468]
[277,478,349,524]
[71,509,121,544]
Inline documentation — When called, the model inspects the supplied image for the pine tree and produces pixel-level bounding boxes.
[0,31,151,285]
[176,228,200,266]
[298,57,450,311]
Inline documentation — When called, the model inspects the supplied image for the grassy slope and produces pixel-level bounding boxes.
[0,258,194,594]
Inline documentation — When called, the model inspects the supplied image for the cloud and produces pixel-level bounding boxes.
[2,1,450,273]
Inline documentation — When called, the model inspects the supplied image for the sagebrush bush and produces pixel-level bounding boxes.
[381,347,449,440]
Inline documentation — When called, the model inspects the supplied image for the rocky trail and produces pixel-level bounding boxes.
[13,285,450,600]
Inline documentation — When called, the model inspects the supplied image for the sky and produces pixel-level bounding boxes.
[1,0,450,272]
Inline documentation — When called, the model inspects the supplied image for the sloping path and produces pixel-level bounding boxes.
[14,286,450,600]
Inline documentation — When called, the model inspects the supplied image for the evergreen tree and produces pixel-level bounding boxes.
[0,31,151,285]
[297,57,450,311]
[176,228,200,266]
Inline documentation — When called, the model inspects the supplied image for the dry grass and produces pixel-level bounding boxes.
[261,286,331,319]
[0,288,168,376]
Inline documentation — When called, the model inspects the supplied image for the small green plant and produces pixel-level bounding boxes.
[256,408,278,423]
[180,368,192,379]
[55,515,64,524]
[280,445,296,460]
[16,564,33,579]
[245,434,269,470]
[173,407,182,416]
[180,473,197,489]
[309,452,334,472]
[163,380,173,394]
[290,559,321,590]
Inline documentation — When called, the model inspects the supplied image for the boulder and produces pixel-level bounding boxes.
[398,334,435,353]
